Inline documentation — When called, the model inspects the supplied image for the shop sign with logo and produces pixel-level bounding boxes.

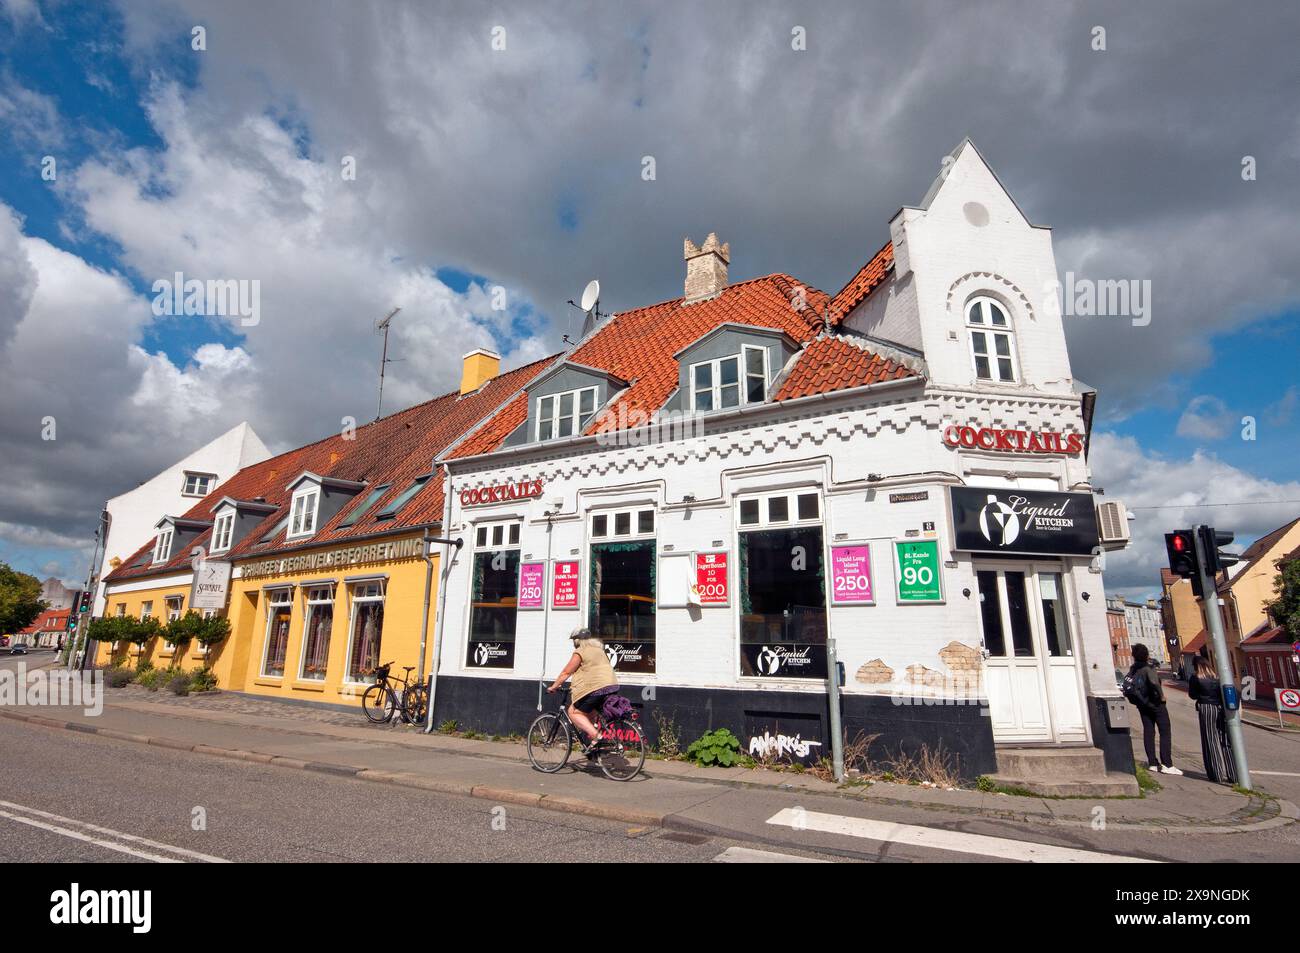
[468,641,514,668]
[740,643,829,680]
[949,487,1099,557]
[603,642,654,674]
[191,558,231,610]
[551,559,580,609]
[830,545,874,605]
[894,539,942,603]
[517,561,545,610]
[691,552,729,606]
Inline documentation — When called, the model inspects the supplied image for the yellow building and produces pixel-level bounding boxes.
[97,351,556,709]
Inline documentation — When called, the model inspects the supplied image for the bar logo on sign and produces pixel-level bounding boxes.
[950,487,1099,556]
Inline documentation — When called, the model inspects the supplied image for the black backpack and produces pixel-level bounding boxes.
[1121,670,1145,707]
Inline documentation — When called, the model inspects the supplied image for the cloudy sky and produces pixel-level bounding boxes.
[0,0,1297,596]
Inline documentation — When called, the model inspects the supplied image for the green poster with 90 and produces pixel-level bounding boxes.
[895,539,942,602]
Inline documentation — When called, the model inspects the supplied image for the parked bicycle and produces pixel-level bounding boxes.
[526,685,646,781]
[362,662,428,725]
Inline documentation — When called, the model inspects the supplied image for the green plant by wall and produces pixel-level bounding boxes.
[136,668,163,691]
[167,672,191,696]
[193,615,231,649]
[103,665,133,688]
[188,667,218,692]
[685,727,742,767]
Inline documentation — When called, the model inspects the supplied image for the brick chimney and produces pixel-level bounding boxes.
[459,348,500,395]
[683,232,729,303]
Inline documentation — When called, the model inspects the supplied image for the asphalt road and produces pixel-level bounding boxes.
[0,714,835,864]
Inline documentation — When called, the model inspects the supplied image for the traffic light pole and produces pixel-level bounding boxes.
[1193,524,1252,790]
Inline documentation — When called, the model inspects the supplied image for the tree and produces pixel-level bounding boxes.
[0,562,45,636]
[1270,557,1300,642]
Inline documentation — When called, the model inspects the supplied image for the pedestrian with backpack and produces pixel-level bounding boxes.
[1123,643,1182,775]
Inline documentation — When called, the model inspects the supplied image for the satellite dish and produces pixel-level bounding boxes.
[580,279,600,313]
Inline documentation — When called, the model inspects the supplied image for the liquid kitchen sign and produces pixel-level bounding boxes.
[943,425,1083,455]
[949,486,1099,556]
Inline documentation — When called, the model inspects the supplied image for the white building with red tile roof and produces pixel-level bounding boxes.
[433,141,1132,784]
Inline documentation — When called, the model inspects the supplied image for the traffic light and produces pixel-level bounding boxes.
[1164,529,1202,597]
[78,590,92,614]
[1198,526,1240,575]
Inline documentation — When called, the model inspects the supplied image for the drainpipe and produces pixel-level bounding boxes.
[826,638,845,783]
[425,465,461,732]
[416,529,435,681]
[537,506,556,712]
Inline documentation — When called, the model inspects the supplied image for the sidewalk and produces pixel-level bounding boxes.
[4,683,1295,844]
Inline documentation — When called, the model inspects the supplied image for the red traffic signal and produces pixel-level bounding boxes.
[1164,529,1203,597]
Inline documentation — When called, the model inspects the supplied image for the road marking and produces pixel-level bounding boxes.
[0,799,229,863]
[713,845,830,863]
[1252,770,1300,778]
[765,808,1157,863]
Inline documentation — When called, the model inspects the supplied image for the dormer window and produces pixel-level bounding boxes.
[211,511,235,553]
[966,296,1018,384]
[288,487,319,539]
[690,345,768,412]
[536,387,598,440]
[182,471,216,497]
[153,528,173,564]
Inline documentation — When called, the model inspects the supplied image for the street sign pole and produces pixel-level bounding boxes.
[1193,524,1252,789]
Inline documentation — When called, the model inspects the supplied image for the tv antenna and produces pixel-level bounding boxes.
[565,279,604,345]
[375,306,401,420]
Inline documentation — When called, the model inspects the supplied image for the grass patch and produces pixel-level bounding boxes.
[1135,764,1162,794]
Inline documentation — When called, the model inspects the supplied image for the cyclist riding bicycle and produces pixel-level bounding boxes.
[547,627,618,756]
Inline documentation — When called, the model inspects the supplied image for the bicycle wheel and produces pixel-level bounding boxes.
[361,683,396,724]
[526,713,572,773]
[597,717,646,781]
[402,683,429,724]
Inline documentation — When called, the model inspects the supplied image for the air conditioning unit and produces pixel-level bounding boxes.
[1096,500,1130,545]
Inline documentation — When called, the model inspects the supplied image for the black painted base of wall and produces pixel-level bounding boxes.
[432,675,999,781]
[1086,695,1136,775]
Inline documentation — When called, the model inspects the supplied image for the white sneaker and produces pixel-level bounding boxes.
[1147,764,1160,772]
[1160,765,1184,776]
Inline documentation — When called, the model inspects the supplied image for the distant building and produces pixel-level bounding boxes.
[1124,599,1166,666]
[1106,597,1132,672]
[1218,517,1300,677]
[1159,568,1203,679]
[14,608,71,648]
[39,577,78,610]
[95,422,270,614]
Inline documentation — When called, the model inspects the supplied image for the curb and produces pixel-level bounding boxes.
[1,707,1290,837]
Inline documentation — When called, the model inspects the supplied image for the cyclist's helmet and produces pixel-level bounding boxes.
[570,627,593,645]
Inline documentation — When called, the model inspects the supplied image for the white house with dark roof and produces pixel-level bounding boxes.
[430,141,1137,792]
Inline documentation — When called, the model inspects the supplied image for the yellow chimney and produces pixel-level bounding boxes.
[460,348,501,395]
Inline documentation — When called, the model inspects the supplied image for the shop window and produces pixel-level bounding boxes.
[736,490,819,529]
[211,512,234,553]
[115,604,126,617]
[153,529,173,564]
[466,521,522,669]
[288,487,319,539]
[589,536,656,673]
[165,597,183,623]
[140,601,153,621]
[181,471,215,497]
[590,508,653,541]
[536,386,598,440]
[300,587,335,681]
[966,296,1018,384]
[346,582,385,682]
[261,588,293,678]
[738,514,827,680]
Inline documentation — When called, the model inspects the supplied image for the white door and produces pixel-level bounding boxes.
[975,563,1087,743]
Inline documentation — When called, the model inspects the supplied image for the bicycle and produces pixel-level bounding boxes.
[526,685,646,781]
[361,662,429,725]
